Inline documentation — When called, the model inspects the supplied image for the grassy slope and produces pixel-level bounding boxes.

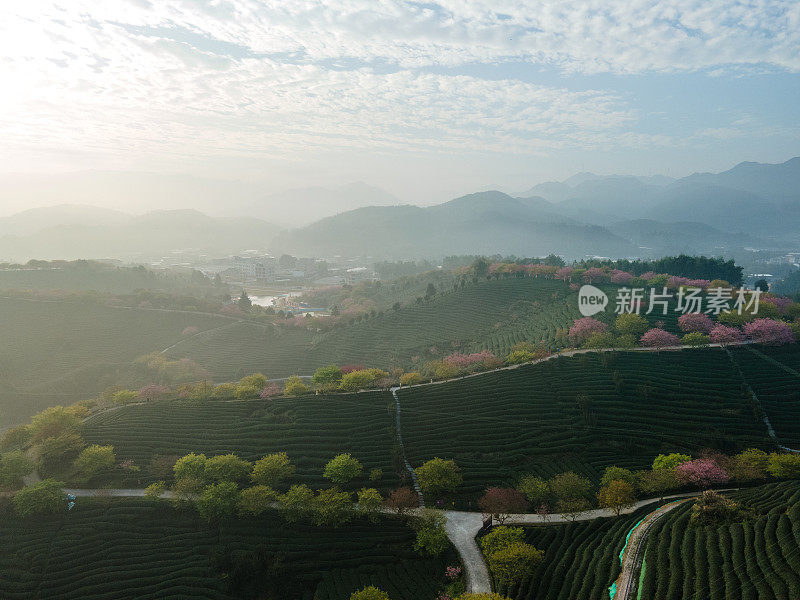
[399,349,772,502]
[167,277,582,380]
[729,345,800,448]
[639,481,800,600]
[497,505,653,600]
[0,297,229,430]
[0,498,455,600]
[82,392,401,492]
[83,347,800,503]
[496,482,800,600]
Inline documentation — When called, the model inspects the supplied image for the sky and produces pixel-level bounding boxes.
[0,0,799,214]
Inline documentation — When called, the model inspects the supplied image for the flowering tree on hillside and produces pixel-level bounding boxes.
[743,319,795,346]
[640,328,680,348]
[709,324,745,345]
[675,459,729,488]
[610,270,634,284]
[568,318,608,345]
[678,313,713,334]
[138,384,171,401]
[582,267,607,284]
[761,296,792,315]
[555,266,574,282]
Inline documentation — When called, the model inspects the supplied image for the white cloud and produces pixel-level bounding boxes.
[0,0,795,179]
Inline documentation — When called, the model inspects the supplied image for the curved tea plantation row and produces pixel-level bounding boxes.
[492,505,653,600]
[398,349,771,501]
[0,498,454,600]
[729,346,800,447]
[82,392,400,492]
[167,278,581,380]
[638,481,800,600]
[0,297,228,430]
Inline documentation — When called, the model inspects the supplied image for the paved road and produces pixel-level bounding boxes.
[611,498,690,599]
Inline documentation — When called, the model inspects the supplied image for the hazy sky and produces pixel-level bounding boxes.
[1,0,799,212]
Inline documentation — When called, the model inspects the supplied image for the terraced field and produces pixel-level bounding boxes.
[0,498,455,600]
[167,278,582,379]
[729,346,800,448]
[82,392,401,492]
[638,481,800,600]
[0,297,229,430]
[495,505,654,600]
[399,349,771,502]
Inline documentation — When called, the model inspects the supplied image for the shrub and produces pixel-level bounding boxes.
[323,453,363,485]
[279,484,315,523]
[13,479,65,516]
[678,313,713,333]
[238,485,279,516]
[204,454,252,483]
[597,480,636,515]
[478,487,529,523]
[173,453,208,481]
[350,587,390,600]
[385,487,418,515]
[486,541,543,585]
[690,490,742,526]
[640,328,680,347]
[568,318,608,345]
[284,376,310,396]
[709,324,745,344]
[144,481,166,499]
[548,471,592,502]
[339,368,389,391]
[652,453,691,470]
[743,318,795,346]
[112,390,138,404]
[73,444,115,483]
[251,452,295,487]
[682,332,710,346]
[615,313,649,336]
[479,526,525,556]
[675,458,729,488]
[767,452,800,478]
[518,475,549,506]
[399,372,423,386]
[730,448,769,482]
[313,487,354,527]
[312,365,343,391]
[0,450,34,489]
[357,488,383,522]
[212,383,237,399]
[413,510,449,556]
[197,481,240,521]
[416,458,462,497]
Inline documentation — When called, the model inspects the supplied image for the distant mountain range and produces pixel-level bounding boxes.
[1,157,798,261]
[0,207,279,262]
[275,157,800,259]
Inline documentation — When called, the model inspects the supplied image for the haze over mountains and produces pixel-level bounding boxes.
[1,157,797,262]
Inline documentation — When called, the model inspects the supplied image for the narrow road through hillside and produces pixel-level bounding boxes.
[391,387,424,507]
[610,498,690,599]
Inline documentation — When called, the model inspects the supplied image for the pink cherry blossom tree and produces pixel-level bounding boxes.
[744,318,795,346]
[678,313,713,334]
[610,270,634,284]
[568,317,608,345]
[582,267,607,284]
[555,266,574,282]
[138,384,171,401]
[260,382,281,400]
[640,328,680,348]
[675,458,729,488]
[709,324,745,345]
